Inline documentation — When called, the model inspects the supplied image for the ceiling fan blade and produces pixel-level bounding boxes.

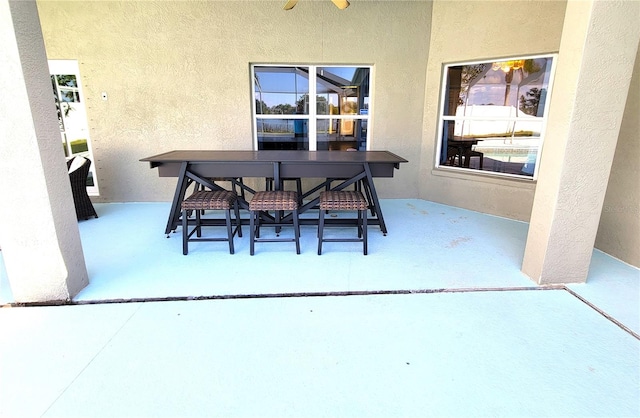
[283,0,298,10]
[331,0,350,9]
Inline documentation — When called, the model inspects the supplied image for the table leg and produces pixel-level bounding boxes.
[275,162,286,234]
[165,162,190,236]
[273,162,281,190]
[363,163,388,235]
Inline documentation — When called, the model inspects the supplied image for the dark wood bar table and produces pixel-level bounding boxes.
[140,150,408,236]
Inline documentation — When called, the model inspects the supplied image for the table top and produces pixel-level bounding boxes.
[140,150,408,165]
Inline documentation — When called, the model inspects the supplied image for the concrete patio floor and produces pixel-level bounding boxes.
[1,199,638,417]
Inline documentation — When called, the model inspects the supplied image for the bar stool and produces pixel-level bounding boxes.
[317,190,368,255]
[181,190,242,255]
[249,191,301,255]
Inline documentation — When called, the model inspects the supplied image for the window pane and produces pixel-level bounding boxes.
[59,89,80,103]
[316,67,370,116]
[444,58,553,117]
[254,66,309,115]
[316,118,362,151]
[440,119,544,175]
[56,74,77,88]
[256,118,308,150]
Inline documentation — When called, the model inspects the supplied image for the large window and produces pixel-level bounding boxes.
[437,55,556,179]
[252,65,371,151]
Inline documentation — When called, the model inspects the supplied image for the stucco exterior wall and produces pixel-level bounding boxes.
[595,46,640,267]
[420,0,567,221]
[36,0,430,202]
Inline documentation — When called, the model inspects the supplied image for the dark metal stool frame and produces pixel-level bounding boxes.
[181,190,242,255]
[317,190,368,255]
[249,191,301,255]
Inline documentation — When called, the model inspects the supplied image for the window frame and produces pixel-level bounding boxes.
[251,64,373,151]
[435,54,557,180]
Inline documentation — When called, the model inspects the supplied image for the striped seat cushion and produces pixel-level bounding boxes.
[250,191,299,211]
[319,190,368,210]
[181,190,237,210]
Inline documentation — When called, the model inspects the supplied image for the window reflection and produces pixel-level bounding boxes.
[316,67,369,151]
[254,67,309,115]
[439,56,554,178]
[316,119,361,151]
[253,65,371,151]
[256,118,308,150]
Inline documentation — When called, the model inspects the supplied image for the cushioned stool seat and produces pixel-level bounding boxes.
[181,190,242,255]
[249,190,300,255]
[318,190,368,255]
[265,177,303,206]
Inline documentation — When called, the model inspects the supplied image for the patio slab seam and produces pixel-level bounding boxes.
[562,285,640,340]
[5,285,638,340]
[1,285,562,309]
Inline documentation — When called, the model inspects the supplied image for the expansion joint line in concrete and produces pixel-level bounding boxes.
[3,285,638,341]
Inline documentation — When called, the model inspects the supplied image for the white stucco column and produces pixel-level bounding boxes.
[522,0,640,284]
[0,0,88,302]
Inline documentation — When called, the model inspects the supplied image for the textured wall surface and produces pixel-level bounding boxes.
[596,47,640,267]
[522,0,640,280]
[420,0,567,221]
[1,0,88,302]
[36,0,431,202]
